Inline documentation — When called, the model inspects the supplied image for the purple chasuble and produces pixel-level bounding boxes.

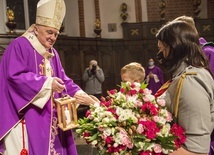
[145,66,164,95]
[0,36,81,155]
[200,37,214,155]
[199,37,214,74]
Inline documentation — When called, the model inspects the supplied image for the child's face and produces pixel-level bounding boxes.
[121,72,135,83]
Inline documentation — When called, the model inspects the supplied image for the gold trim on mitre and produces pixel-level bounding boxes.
[36,0,66,30]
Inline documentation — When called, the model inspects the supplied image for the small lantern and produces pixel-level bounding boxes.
[54,95,79,131]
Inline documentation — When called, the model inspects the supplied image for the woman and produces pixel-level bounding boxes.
[156,20,214,154]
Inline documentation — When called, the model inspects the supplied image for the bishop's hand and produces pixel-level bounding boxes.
[52,77,65,93]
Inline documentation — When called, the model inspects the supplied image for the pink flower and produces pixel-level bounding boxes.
[115,128,134,149]
[139,88,144,94]
[154,144,162,153]
[135,100,142,107]
[157,98,166,107]
[85,110,91,117]
[136,124,144,134]
[166,112,173,122]
[131,83,136,88]
[83,131,90,137]
[120,87,125,93]
[105,136,113,144]
[100,100,111,107]
[83,132,91,144]
[143,88,152,95]
[109,89,116,95]
[170,123,186,148]
[123,136,133,149]
[139,120,160,139]
[127,89,137,95]
[141,102,158,116]
[152,116,160,122]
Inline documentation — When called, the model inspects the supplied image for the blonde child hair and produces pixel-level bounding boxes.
[120,62,145,83]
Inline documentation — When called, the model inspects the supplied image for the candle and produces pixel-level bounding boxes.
[64,107,71,124]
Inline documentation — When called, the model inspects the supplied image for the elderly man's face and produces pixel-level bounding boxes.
[34,25,59,50]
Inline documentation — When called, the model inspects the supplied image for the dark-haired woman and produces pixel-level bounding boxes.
[156,20,214,155]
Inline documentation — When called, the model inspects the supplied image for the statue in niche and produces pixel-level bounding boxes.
[94,19,101,29]
[7,9,15,21]
[5,9,17,33]
[94,19,102,38]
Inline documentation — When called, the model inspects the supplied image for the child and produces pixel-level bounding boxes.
[120,62,145,83]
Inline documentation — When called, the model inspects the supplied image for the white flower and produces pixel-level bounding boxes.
[143,88,152,95]
[114,132,123,144]
[126,81,131,87]
[116,92,126,100]
[159,109,168,117]
[159,123,171,136]
[135,141,145,150]
[116,108,137,123]
[126,95,138,103]
[91,140,98,146]
[93,117,101,122]
[102,117,110,124]
[103,128,112,136]
[93,102,100,108]
[122,100,135,108]
[143,94,155,102]
[158,116,167,125]
[133,82,141,89]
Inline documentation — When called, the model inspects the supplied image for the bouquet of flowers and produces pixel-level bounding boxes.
[76,82,186,155]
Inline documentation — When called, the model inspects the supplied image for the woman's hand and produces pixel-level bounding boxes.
[169,147,207,155]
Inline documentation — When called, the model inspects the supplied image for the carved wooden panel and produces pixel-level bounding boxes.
[195,18,214,40]
[55,37,82,86]
[141,22,162,39]
[121,22,143,40]
[97,40,115,95]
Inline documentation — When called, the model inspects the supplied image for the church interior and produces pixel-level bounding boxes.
[0,0,214,154]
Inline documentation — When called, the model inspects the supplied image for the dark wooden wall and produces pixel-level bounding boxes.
[55,37,149,96]
[0,19,214,96]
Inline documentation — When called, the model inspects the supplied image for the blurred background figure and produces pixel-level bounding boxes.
[145,58,164,95]
[120,62,145,83]
[82,60,105,99]
[78,60,105,118]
